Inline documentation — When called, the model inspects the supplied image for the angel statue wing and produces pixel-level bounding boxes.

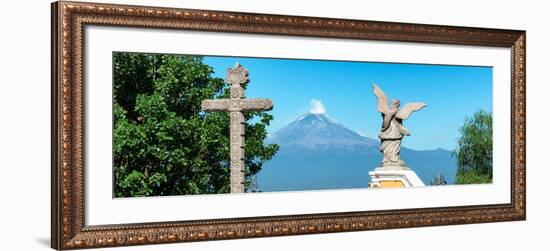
[395,102,427,120]
[372,83,389,114]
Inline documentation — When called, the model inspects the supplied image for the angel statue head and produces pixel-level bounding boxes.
[372,83,426,167]
[390,99,400,108]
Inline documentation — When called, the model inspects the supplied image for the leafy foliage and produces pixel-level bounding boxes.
[453,110,493,184]
[455,170,492,184]
[113,53,278,197]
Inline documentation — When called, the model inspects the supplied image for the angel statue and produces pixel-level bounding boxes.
[372,83,426,167]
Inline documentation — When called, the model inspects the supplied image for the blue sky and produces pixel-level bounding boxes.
[204,56,492,151]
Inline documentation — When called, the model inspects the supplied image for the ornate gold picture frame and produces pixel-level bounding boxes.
[51,1,526,249]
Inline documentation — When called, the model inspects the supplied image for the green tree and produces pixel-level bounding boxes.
[113,53,278,197]
[453,110,493,184]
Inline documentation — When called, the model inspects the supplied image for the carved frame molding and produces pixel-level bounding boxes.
[51,1,526,249]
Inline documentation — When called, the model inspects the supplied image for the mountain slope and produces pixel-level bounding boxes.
[257,113,456,192]
[267,113,378,150]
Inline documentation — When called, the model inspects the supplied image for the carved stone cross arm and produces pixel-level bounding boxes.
[201,99,273,112]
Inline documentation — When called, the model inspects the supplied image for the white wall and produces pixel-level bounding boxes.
[0,0,546,250]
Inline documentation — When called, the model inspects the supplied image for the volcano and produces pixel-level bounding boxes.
[257,112,456,192]
[268,113,378,150]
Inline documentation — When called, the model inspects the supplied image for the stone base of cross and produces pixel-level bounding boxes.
[201,63,273,193]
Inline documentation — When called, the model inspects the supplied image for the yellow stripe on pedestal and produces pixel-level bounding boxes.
[379,180,405,188]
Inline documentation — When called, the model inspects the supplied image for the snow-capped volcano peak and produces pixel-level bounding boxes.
[295,111,334,123]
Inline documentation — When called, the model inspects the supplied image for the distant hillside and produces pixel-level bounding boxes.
[257,113,456,192]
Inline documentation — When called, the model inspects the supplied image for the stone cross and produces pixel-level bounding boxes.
[201,63,273,193]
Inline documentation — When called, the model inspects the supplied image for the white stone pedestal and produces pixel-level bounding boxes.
[368,167,425,188]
